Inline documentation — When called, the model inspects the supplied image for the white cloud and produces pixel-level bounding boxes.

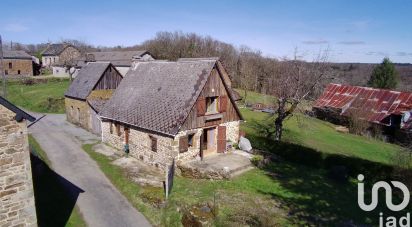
[4,23,28,32]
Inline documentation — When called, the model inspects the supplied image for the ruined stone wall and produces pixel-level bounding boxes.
[0,105,37,226]
[65,98,90,130]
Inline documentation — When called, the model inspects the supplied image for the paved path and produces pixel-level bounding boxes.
[29,114,151,227]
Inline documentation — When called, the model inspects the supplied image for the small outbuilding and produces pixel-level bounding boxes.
[99,58,243,170]
[64,62,123,135]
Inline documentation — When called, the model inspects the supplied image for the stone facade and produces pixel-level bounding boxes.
[0,105,37,226]
[42,46,81,67]
[220,121,240,143]
[3,59,33,76]
[102,120,241,170]
[65,97,91,130]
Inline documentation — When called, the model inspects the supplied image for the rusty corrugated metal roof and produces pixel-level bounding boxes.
[314,83,412,129]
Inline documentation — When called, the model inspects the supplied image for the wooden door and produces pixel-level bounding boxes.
[217,126,226,153]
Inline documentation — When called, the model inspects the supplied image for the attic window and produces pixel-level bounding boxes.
[206,97,218,114]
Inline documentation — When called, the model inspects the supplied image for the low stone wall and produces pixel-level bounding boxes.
[65,97,90,130]
[0,105,37,226]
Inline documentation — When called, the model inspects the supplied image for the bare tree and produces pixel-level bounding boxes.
[269,49,333,141]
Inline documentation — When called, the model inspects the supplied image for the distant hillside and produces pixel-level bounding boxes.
[328,63,412,91]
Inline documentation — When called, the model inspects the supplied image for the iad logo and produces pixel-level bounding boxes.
[357,174,411,227]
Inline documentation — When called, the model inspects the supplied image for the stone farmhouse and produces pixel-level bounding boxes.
[41,43,81,69]
[0,96,37,226]
[64,62,123,135]
[2,50,34,76]
[99,58,243,170]
[75,50,154,76]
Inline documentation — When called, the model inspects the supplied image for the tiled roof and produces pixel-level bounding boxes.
[64,62,111,100]
[314,83,412,129]
[76,50,150,67]
[3,50,32,60]
[41,43,76,56]
[99,60,217,136]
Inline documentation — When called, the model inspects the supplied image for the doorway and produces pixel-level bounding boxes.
[201,127,216,157]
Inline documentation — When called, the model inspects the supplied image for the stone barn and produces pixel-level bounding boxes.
[2,50,34,76]
[0,96,37,226]
[99,58,243,170]
[64,62,123,135]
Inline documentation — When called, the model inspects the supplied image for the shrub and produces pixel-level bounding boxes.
[251,155,264,167]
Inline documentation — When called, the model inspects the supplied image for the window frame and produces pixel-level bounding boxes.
[206,96,219,114]
[149,135,157,152]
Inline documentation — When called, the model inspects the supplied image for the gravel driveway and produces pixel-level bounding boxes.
[29,114,151,227]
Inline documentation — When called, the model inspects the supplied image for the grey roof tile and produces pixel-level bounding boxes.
[64,62,110,100]
[99,61,216,136]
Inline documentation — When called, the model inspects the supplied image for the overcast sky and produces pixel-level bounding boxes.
[2,0,412,63]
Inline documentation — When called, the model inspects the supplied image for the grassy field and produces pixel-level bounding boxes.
[240,108,404,166]
[6,78,69,113]
[29,135,87,227]
[83,142,405,226]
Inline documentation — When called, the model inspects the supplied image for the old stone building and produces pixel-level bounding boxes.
[64,62,123,135]
[99,58,243,170]
[41,43,81,67]
[0,96,37,226]
[75,50,154,76]
[2,51,34,76]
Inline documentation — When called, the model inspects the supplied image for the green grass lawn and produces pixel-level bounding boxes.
[29,135,87,227]
[7,78,69,113]
[83,143,405,226]
[240,108,405,166]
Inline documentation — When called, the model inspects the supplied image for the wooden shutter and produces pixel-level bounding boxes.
[179,136,188,153]
[217,126,226,153]
[197,97,206,116]
[124,128,129,144]
[219,96,227,113]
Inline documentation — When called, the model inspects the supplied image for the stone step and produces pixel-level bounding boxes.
[228,163,254,178]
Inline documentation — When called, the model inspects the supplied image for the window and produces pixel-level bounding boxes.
[109,122,113,134]
[8,62,12,69]
[149,135,157,152]
[115,124,121,136]
[206,97,218,114]
[17,70,21,75]
[5,70,8,75]
[188,134,194,147]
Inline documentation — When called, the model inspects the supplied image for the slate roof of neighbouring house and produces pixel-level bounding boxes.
[76,50,150,67]
[0,96,35,122]
[100,59,241,136]
[314,83,412,129]
[3,50,32,60]
[64,62,111,100]
[41,43,76,56]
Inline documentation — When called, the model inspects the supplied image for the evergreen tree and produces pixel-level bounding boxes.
[368,58,399,89]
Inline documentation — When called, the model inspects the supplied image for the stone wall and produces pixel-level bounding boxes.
[0,105,37,226]
[221,121,240,143]
[101,121,175,170]
[65,98,91,130]
[102,120,241,170]
[3,59,33,76]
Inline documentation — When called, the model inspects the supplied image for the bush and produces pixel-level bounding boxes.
[251,155,264,167]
